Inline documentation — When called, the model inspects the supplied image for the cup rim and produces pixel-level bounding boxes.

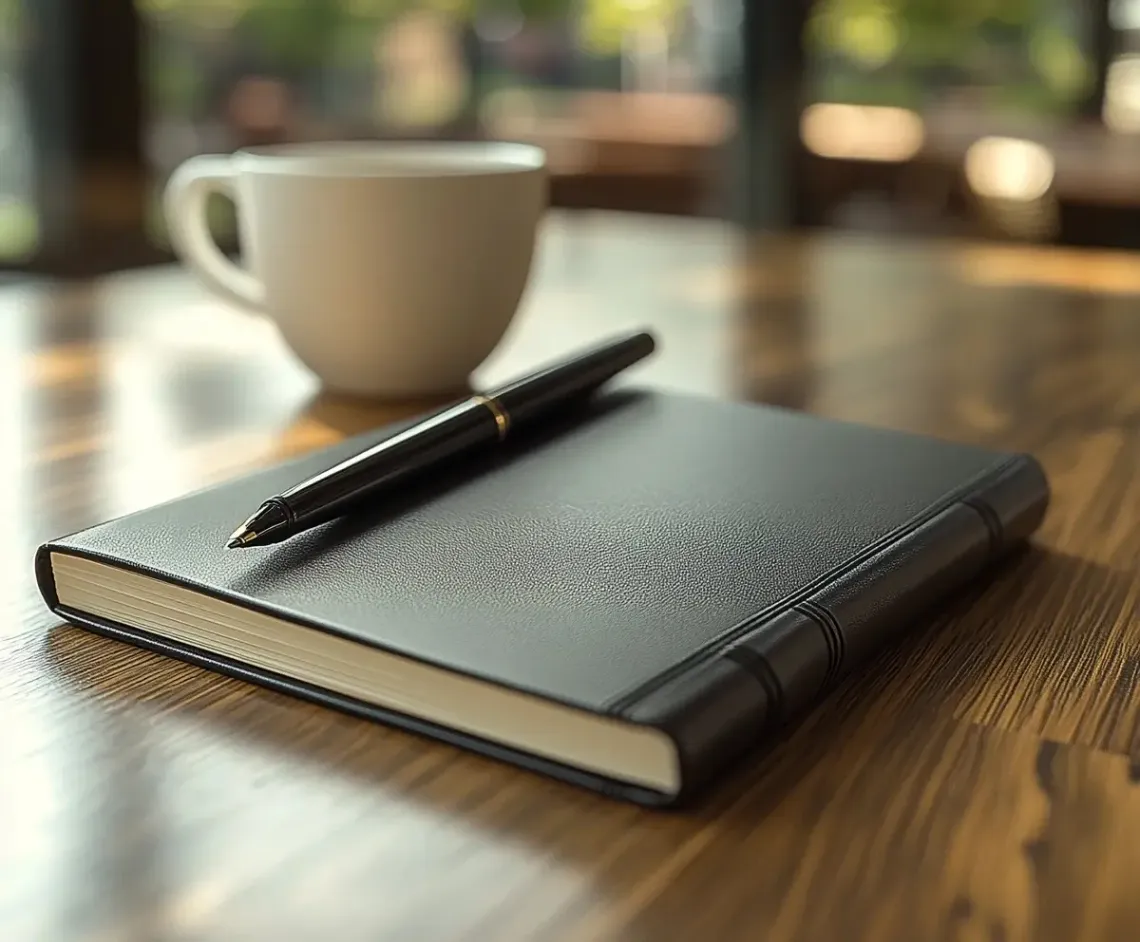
[231,140,547,178]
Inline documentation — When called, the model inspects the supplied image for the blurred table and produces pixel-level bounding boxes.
[920,103,1140,208]
[487,91,733,215]
[3,213,1140,941]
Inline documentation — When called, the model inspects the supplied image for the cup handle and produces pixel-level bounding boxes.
[163,155,265,311]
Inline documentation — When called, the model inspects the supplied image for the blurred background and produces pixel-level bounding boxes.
[1,0,1139,277]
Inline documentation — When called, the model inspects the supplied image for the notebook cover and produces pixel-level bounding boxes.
[35,388,1049,805]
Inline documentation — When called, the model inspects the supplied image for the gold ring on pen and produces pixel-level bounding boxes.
[473,395,511,440]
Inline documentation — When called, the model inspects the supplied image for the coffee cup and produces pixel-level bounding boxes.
[163,141,547,397]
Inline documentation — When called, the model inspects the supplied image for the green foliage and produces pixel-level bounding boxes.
[136,0,1095,118]
[237,3,347,68]
[578,0,685,55]
[0,198,39,260]
[139,0,687,68]
[139,0,574,27]
[0,0,24,55]
[807,0,1093,113]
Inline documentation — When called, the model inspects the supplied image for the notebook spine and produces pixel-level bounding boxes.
[621,452,1049,803]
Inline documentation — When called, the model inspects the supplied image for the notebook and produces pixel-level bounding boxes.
[35,389,1049,806]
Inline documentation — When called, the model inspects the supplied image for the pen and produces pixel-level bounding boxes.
[225,329,657,548]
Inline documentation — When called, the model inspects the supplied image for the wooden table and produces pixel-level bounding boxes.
[4,213,1140,941]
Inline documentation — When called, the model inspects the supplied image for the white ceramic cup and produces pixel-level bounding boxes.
[163,141,548,397]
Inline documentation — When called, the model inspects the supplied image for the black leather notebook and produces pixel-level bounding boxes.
[36,389,1049,806]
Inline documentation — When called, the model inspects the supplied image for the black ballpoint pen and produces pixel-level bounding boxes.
[225,329,657,548]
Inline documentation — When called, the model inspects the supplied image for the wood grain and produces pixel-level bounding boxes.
[2,212,1140,941]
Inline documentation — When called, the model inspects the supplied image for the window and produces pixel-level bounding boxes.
[140,0,741,243]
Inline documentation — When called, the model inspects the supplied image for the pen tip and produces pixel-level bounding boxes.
[225,528,258,549]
